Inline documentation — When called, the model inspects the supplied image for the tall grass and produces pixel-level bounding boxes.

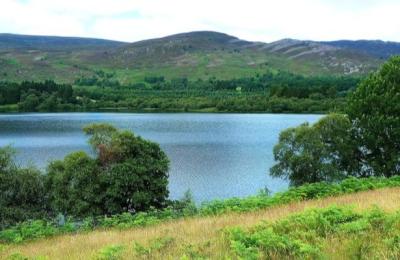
[2,187,400,259]
[2,176,400,244]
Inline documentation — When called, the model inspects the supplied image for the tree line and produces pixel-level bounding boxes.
[0,71,361,113]
[0,80,75,111]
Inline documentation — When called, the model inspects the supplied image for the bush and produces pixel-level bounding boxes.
[0,220,58,243]
[199,176,400,215]
[133,236,175,257]
[94,245,125,260]
[0,147,48,229]
[227,206,400,259]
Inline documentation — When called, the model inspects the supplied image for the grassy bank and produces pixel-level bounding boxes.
[2,177,400,246]
[1,187,400,259]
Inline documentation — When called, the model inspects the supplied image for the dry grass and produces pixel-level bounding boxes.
[2,187,400,259]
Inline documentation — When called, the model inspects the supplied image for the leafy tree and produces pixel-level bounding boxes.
[84,124,170,214]
[18,93,40,111]
[46,124,170,217]
[270,114,353,186]
[37,94,59,111]
[271,57,400,185]
[347,56,400,177]
[0,93,5,105]
[0,147,48,228]
[45,151,104,217]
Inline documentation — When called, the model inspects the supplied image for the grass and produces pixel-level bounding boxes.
[2,177,399,245]
[2,187,400,259]
[0,104,18,112]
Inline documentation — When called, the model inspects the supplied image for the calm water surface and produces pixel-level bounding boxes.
[0,113,322,202]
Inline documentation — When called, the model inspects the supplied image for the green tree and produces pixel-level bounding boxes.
[0,93,5,105]
[270,114,353,186]
[37,94,59,111]
[47,124,170,217]
[18,93,40,111]
[45,151,104,217]
[347,56,400,177]
[84,124,170,214]
[0,146,48,228]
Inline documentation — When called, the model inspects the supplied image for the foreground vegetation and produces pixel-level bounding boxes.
[1,176,400,245]
[228,205,400,259]
[1,186,400,259]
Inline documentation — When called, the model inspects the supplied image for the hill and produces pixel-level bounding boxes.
[1,186,400,259]
[0,33,125,50]
[98,32,380,77]
[0,31,399,83]
[322,40,400,59]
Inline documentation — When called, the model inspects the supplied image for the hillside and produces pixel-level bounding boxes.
[0,34,125,51]
[0,31,399,83]
[0,34,126,83]
[322,40,400,59]
[1,187,400,259]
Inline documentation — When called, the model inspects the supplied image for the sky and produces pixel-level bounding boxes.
[1,0,400,43]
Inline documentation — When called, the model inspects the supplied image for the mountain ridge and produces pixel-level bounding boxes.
[0,33,126,50]
[0,31,399,83]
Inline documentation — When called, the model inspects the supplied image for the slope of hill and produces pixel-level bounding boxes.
[98,32,379,77]
[0,31,399,83]
[0,33,126,50]
[261,38,378,75]
[1,187,400,259]
[0,34,127,83]
[322,40,400,59]
[99,31,252,66]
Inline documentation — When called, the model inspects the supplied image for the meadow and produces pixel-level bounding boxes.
[1,182,400,259]
[2,177,400,259]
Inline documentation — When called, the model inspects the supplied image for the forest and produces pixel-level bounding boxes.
[0,71,360,113]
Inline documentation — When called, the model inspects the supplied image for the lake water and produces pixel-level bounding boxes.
[0,113,322,203]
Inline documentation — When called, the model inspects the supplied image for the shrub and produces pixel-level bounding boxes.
[0,147,48,229]
[200,176,400,215]
[94,244,125,260]
[227,206,400,259]
[133,236,175,257]
[0,220,58,243]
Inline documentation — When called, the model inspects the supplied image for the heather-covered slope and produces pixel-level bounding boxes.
[0,31,399,83]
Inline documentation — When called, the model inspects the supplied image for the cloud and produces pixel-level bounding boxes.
[0,0,399,42]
